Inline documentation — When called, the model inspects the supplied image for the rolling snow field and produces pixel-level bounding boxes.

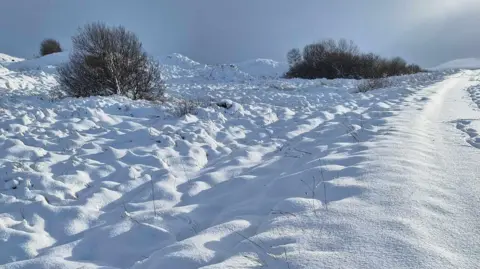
[0,53,480,269]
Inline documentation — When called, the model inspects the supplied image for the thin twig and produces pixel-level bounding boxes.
[293,148,312,155]
[235,231,268,254]
[340,116,360,142]
[301,175,321,216]
[236,233,272,267]
[320,168,328,211]
[149,177,157,218]
[123,202,141,224]
[284,248,291,269]
[243,254,268,268]
[180,157,189,182]
[270,210,296,217]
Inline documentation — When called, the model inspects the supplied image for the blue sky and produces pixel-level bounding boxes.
[1,0,480,67]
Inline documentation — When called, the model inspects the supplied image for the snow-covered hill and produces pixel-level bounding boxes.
[431,58,480,70]
[1,53,480,269]
[3,52,288,82]
[159,53,288,81]
[234,58,289,78]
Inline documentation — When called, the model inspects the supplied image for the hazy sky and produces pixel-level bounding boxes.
[1,0,480,67]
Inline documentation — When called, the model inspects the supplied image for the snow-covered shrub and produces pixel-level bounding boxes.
[285,39,424,79]
[356,77,392,92]
[40,38,62,56]
[173,98,213,117]
[175,100,199,117]
[57,22,165,100]
[407,64,423,73]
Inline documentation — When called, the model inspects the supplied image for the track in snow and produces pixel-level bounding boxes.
[344,71,480,269]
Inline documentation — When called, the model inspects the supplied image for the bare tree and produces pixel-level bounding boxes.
[40,39,62,56]
[303,43,326,67]
[287,48,302,67]
[336,39,359,55]
[387,57,408,76]
[57,22,165,100]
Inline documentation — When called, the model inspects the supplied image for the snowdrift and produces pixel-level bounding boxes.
[0,53,24,65]
[6,52,69,73]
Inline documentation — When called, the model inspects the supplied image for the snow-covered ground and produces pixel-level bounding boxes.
[0,53,24,65]
[1,54,479,269]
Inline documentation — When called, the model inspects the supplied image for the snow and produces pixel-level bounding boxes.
[6,52,68,73]
[234,58,289,78]
[161,53,204,69]
[1,52,480,269]
[0,53,24,65]
[431,58,480,70]
[159,53,288,81]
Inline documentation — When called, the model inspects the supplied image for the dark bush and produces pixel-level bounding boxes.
[40,39,62,56]
[58,22,165,100]
[407,64,423,74]
[285,39,424,80]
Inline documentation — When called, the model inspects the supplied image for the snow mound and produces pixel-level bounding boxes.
[0,53,24,65]
[160,53,204,69]
[7,52,69,73]
[431,58,480,70]
[234,58,289,78]
[159,53,208,80]
[201,64,254,82]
